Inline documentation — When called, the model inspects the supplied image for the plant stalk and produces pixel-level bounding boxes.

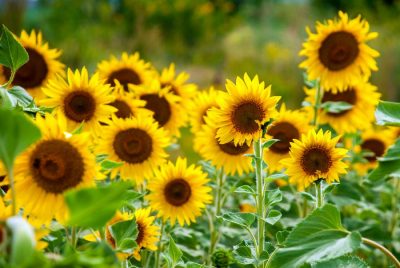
[315,181,324,208]
[390,179,400,236]
[254,137,265,267]
[312,79,323,127]
[209,168,225,260]
[154,220,165,268]
[362,237,400,268]
[8,168,17,216]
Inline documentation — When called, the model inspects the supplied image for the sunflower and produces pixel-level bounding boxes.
[194,117,253,175]
[130,80,186,137]
[146,157,212,226]
[305,81,380,134]
[96,52,155,91]
[133,208,160,261]
[188,87,222,134]
[264,105,311,172]
[0,30,65,102]
[239,203,256,213]
[209,74,280,146]
[159,63,197,103]
[41,67,116,135]
[299,11,379,92]
[281,129,348,191]
[95,116,170,184]
[354,128,395,174]
[7,114,96,224]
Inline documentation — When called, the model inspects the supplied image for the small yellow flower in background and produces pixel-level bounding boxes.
[299,11,379,92]
[95,116,170,184]
[0,30,65,102]
[41,67,117,135]
[194,116,253,176]
[146,157,212,226]
[281,129,348,191]
[209,73,280,146]
[264,104,312,172]
[7,114,96,225]
[304,80,380,134]
[96,52,156,91]
[239,203,256,213]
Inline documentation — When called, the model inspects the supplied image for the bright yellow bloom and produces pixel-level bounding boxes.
[133,208,160,260]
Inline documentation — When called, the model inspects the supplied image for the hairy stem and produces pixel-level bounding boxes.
[362,237,400,268]
[315,181,324,209]
[254,137,265,267]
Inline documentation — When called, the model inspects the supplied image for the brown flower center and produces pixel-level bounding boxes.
[322,88,357,117]
[361,138,385,162]
[164,179,191,206]
[136,221,145,245]
[113,128,153,164]
[217,140,250,155]
[107,68,141,91]
[231,101,264,134]
[319,31,359,71]
[64,90,96,122]
[30,140,84,193]
[110,100,133,119]
[268,122,300,154]
[140,94,171,127]
[301,146,332,175]
[3,48,48,89]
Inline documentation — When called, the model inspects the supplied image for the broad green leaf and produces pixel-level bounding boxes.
[65,182,131,228]
[0,25,29,73]
[109,219,138,253]
[265,188,282,207]
[265,209,282,225]
[368,139,400,182]
[265,173,288,183]
[219,212,256,228]
[311,255,368,268]
[168,236,183,266]
[235,185,256,195]
[0,86,16,108]
[263,139,279,149]
[276,230,290,246]
[321,101,353,114]
[8,86,33,107]
[0,108,41,170]
[375,101,400,126]
[268,204,362,268]
[233,240,257,265]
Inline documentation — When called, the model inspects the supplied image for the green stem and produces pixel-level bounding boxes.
[362,237,400,268]
[154,220,165,268]
[315,181,324,209]
[254,137,265,267]
[303,197,308,218]
[3,70,15,88]
[312,79,323,127]
[8,168,17,216]
[390,179,400,236]
[71,227,77,248]
[289,184,303,218]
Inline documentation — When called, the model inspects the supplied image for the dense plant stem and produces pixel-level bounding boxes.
[362,237,400,268]
[254,137,265,266]
[315,181,323,208]
[312,79,323,127]
[209,168,225,260]
[154,220,165,268]
[71,227,77,248]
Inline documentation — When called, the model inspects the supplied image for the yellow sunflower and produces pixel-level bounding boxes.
[239,203,256,213]
[0,30,65,102]
[194,117,253,175]
[7,113,96,224]
[41,67,116,135]
[354,128,396,174]
[188,87,222,134]
[146,157,212,226]
[264,105,312,172]
[96,52,155,91]
[209,74,280,146]
[95,116,170,184]
[130,80,186,137]
[299,11,379,92]
[159,63,197,103]
[281,129,348,191]
[133,208,160,261]
[305,80,380,134]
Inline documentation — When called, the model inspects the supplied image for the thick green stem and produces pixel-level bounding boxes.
[8,168,17,216]
[154,220,165,268]
[209,168,225,260]
[362,237,400,268]
[312,79,323,127]
[71,227,77,248]
[254,137,265,266]
[315,181,324,209]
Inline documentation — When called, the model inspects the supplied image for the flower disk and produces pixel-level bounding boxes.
[281,129,348,191]
[146,157,212,226]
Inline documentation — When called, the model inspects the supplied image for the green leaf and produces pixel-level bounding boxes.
[0,86,16,108]
[276,230,290,246]
[321,101,353,114]
[265,210,282,225]
[219,212,256,228]
[235,185,256,195]
[263,139,279,149]
[265,188,282,207]
[100,159,124,170]
[71,122,85,135]
[268,204,362,268]
[0,25,29,74]
[8,86,33,107]
[65,181,131,228]
[311,255,369,268]
[375,101,400,126]
[168,236,183,266]
[265,173,288,183]
[0,108,41,171]
[300,191,316,201]
[233,241,257,265]
[368,139,400,182]
[109,219,138,253]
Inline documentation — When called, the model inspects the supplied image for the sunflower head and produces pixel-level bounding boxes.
[42,67,116,135]
[133,208,160,261]
[264,105,312,172]
[299,11,379,92]
[0,30,65,102]
[209,74,280,146]
[146,157,212,226]
[281,129,348,191]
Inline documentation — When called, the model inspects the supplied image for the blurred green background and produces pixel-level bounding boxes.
[1,0,400,106]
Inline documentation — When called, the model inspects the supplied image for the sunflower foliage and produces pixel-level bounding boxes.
[0,10,400,268]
